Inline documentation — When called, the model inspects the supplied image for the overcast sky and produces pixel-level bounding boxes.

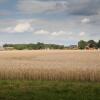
[0,0,100,45]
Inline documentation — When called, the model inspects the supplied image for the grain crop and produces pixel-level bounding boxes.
[0,50,100,81]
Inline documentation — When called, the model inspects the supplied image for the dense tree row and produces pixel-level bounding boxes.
[3,42,65,50]
[78,40,100,49]
[3,40,100,50]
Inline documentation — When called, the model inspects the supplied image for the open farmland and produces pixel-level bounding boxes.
[0,50,100,81]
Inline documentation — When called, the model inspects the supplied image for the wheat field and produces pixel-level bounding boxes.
[0,50,100,81]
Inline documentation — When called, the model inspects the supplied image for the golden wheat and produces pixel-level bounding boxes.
[0,50,100,81]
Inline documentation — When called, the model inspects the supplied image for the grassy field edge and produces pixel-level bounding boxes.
[0,80,100,100]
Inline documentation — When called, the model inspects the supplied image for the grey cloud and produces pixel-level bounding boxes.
[17,0,100,16]
[17,0,68,14]
[67,0,100,16]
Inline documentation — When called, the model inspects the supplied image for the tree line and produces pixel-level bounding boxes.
[78,40,100,49]
[3,40,100,50]
[3,42,65,50]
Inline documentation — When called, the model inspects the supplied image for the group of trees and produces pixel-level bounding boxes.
[3,42,65,50]
[3,40,100,50]
[78,40,100,49]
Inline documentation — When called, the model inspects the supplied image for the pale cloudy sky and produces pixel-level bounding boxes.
[0,0,100,45]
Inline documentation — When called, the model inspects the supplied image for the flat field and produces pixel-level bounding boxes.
[0,50,100,100]
[0,50,100,81]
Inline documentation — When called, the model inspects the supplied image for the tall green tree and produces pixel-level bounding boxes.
[78,40,87,49]
[87,40,97,48]
[97,40,100,48]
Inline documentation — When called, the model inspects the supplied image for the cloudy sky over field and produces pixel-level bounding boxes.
[0,0,100,45]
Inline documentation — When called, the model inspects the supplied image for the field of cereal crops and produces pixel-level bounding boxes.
[0,50,100,81]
